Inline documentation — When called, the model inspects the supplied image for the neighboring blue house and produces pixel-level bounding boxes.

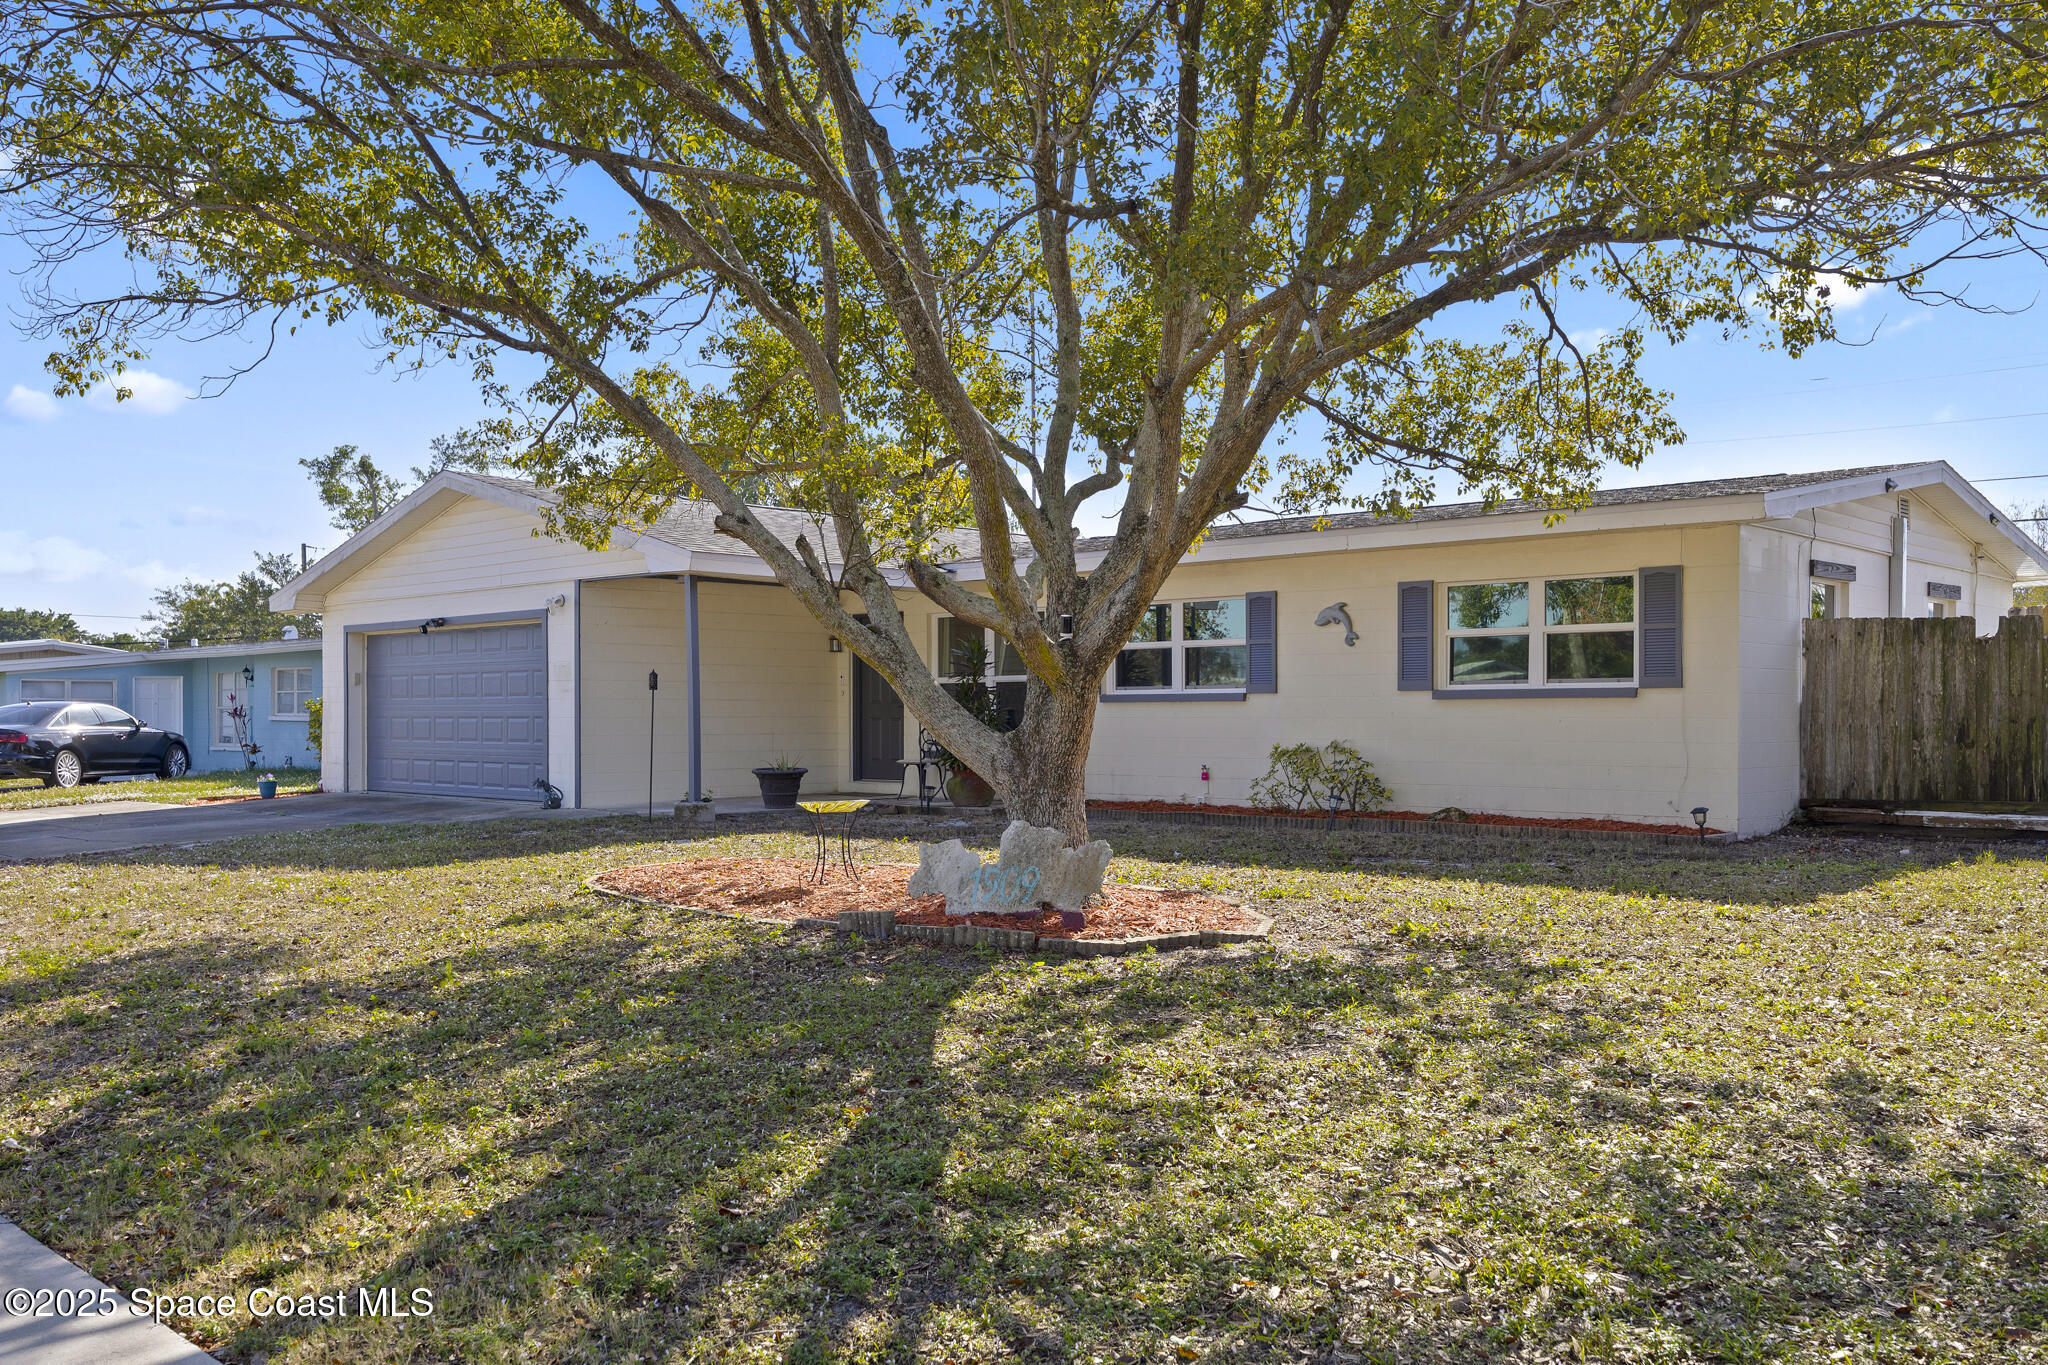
[0,637,325,773]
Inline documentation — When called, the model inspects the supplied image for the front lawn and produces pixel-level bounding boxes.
[0,767,320,811]
[1,818,2043,1364]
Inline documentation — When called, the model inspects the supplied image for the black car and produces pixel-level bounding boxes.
[0,700,191,788]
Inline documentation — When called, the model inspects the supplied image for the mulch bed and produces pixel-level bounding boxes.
[590,857,1258,941]
[183,791,318,806]
[1087,798,1722,837]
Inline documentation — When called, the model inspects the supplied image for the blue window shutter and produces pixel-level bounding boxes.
[1639,566,1682,687]
[1397,580,1433,690]
[1246,591,1278,693]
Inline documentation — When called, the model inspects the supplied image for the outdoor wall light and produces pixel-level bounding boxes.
[547,593,567,612]
[828,637,844,652]
[241,665,255,687]
[418,617,448,634]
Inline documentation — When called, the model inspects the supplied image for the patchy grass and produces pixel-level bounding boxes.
[0,768,321,811]
[0,817,2044,1364]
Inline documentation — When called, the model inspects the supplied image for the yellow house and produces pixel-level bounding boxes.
[270,462,2048,837]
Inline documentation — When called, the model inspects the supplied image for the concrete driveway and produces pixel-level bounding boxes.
[0,791,594,861]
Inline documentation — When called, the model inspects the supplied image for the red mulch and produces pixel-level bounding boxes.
[183,791,316,806]
[1086,798,1721,837]
[591,857,1258,941]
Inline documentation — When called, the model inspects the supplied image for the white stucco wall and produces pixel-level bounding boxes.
[1069,523,1745,833]
[578,577,693,808]
[296,478,2033,834]
[1735,524,1806,836]
[316,496,649,801]
[1733,488,2022,833]
[1758,489,2016,629]
[693,580,844,801]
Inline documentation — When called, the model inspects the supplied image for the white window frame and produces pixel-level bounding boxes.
[18,678,116,702]
[1106,597,1250,694]
[1441,574,1640,689]
[934,617,1028,689]
[270,666,314,720]
[212,671,245,750]
[1811,579,1843,620]
[932,616,1036,734]
[1926,597,1955,619]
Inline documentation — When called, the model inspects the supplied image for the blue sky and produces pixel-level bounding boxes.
[4,235,2045,633]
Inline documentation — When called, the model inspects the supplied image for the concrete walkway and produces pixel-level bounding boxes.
[0,791,632,861]
[0,1216,218,1364]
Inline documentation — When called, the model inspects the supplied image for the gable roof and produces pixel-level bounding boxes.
[5,636,324,674]
[1066,461,2048,574]
[1081,465,1912,547]
[0,637,134,664]
[273,461,2048,613]
[272,470,1001,610]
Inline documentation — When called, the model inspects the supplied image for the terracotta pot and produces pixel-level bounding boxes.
[751,766,807,808]
[944,770,995,808]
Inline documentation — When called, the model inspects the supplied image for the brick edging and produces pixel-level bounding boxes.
[1089,806,1737,848]
[585,875,1272,956]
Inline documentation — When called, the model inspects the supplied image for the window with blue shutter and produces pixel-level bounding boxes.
[1638,566,1682,688]
[1246,591,1277,693]
[1397,580,1433,690]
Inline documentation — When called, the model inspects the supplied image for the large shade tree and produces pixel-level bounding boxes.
[4,0,2045,840]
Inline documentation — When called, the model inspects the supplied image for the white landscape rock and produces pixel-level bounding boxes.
[908,819,1113,916]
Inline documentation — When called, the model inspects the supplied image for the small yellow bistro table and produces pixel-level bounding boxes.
[798,799,870,883]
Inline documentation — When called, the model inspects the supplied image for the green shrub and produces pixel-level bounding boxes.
[305,697,323,756]
[1248,740,1390,812]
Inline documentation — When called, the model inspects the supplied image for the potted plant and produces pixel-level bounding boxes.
[257,771,278,799]
[751,755,808,808]
[934,637,1000,808]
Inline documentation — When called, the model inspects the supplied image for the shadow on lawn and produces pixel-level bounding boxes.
[2,905,2041,1362]
[30,810,1007,876]
[1091,815,2048,910]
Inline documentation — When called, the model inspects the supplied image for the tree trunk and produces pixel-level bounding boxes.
[991,680,1099,846]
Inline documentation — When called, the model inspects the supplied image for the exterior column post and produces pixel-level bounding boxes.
[1889,504,1910,617]
[685,573,703,802]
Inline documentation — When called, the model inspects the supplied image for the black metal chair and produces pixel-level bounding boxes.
[896,729,945,812]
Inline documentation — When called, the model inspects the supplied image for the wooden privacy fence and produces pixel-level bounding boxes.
[1801,613,2047,804]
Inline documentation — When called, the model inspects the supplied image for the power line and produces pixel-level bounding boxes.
[1750,356,2048,400]
[1688,408,2048,445]
[35,611,154,621]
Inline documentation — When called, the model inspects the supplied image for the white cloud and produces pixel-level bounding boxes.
[4,384,59,421]
[1820,278,1882,312]
[168,504,241,528]
[84,368,194,415]
[1566,327,1612,350]
[0,532,180,588]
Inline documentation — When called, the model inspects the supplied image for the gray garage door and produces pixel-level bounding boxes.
[366,622,547,799]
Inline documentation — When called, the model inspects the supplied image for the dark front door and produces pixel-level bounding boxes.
[851,657,904,782]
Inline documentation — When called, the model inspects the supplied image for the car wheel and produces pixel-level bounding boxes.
[51,749,85,788]
[160,744,190,779]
